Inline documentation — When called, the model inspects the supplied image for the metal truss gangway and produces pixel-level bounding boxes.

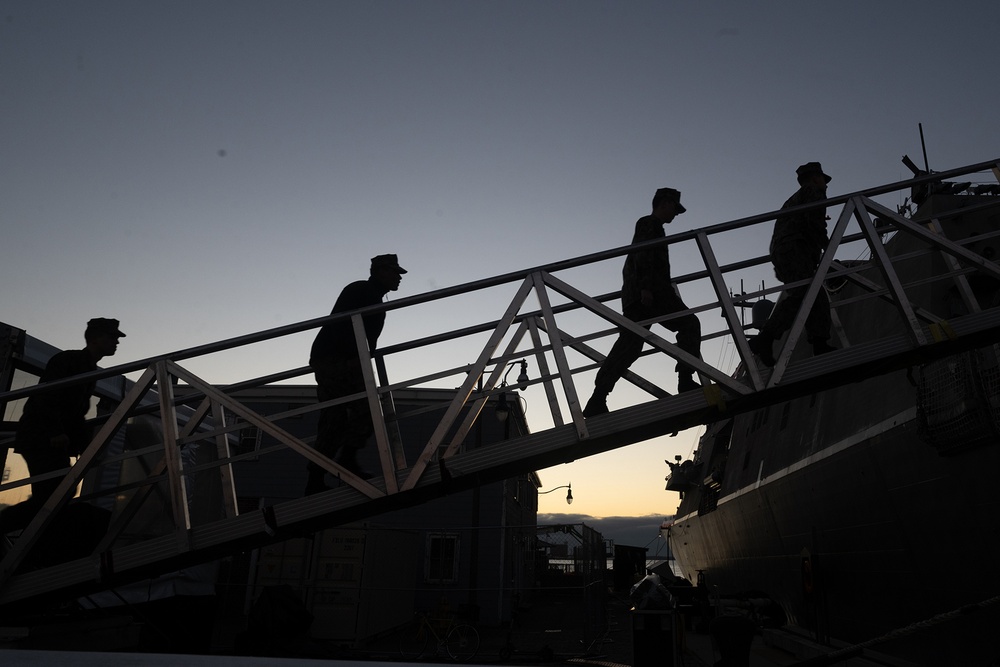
[2,158,1000,608]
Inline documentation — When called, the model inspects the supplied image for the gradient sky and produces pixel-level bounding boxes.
[3,2,999,534]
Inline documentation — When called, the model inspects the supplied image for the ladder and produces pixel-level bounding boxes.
[2,157,999,607]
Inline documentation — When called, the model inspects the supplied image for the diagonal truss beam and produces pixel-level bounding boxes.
[441,320,531,459]
[768,197,855,386]
[696,231,765,391]
[540,272,750,396]
[155,362,192,547]
[535,320,670,402]
[167,361,384,499]
[401,277,536,491]
[829,259,946,324]
[855,203,930,346]
[527,317,566,427]
[864,197,1000,281]
[531,272,589,439]
[0,366,158,587]
[352,313,398,493]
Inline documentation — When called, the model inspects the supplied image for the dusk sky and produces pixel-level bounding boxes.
[2,2,998,541]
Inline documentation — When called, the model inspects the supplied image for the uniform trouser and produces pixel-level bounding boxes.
[311,357,373,469]
[594,294,702,393]
[0,436,71,533]
[21,442,69,503]
[764,243,831,342]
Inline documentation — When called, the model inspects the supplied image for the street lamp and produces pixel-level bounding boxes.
[496,392,511,422]
[495,359,529,423]
[506,359,530,387]
[538,482,573,505]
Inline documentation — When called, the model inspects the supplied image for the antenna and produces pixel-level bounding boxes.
[919,123,930,173]
[901,155,922,176]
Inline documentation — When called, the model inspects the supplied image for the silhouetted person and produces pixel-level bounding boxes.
[583,188,702,417]
[0,318,125,534]
[710,614,756,667]
[306,254,406,493]
[750,162,836,366]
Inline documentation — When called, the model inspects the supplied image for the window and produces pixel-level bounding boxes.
[425,533,460,583]
[749,406,769,433]
[236,425,262,456]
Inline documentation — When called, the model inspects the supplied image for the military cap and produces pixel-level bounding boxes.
[796,162,832,184]
[370,254,407,274]
[86,318,126,337]
[652,187,686,214]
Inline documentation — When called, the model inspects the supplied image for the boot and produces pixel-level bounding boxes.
[812,339,837,356]
[335,449,373,480]
[677,372,699,393]
[304,466,329,496]
[582,389,610,418]
[748,332,776,367]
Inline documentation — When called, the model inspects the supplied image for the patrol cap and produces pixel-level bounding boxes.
[370,254,407,274]
[796,162,832,184]
[86,318,126,337]
[652,187,686,214]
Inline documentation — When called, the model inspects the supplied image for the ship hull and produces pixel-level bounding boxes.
[668,413,1000,663]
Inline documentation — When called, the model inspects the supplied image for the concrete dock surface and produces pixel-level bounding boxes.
[352,588,909,666]
[0,587,925,666]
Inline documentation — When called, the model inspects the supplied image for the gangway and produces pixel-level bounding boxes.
[2,157,999,609]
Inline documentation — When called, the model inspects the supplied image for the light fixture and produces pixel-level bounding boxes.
[495,391,510,422]
[515,360,529,386]
[500,359,529,388]
[538,482,573,505]
[494,360,530,422]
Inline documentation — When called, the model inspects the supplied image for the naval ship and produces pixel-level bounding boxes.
[663,160,1000,664]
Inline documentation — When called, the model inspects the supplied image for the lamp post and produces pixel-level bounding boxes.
[538,482,573,505]
[495,360,530,435]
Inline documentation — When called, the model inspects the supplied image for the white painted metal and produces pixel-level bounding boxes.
[0,366,159,581]
[527,316,565,427]
[767,196,856,386]
[531,272,589,439]
[155,362,192,548]
[696,231,764,391]
[401,277,535,492]
[353,313,398,492]
[855,202,930,345]
[928,218,981,314]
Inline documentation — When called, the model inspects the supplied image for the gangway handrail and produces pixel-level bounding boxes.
[4,160,999,491]
[4,157,998,407]
[3,160,999,487]
[2,157,1000,606]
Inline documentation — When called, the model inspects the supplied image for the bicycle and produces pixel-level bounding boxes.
[399,610,480,661]
[498,596,554,662]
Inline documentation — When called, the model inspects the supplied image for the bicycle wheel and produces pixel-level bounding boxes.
[399,622,432,659]
[445,623,480,661]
